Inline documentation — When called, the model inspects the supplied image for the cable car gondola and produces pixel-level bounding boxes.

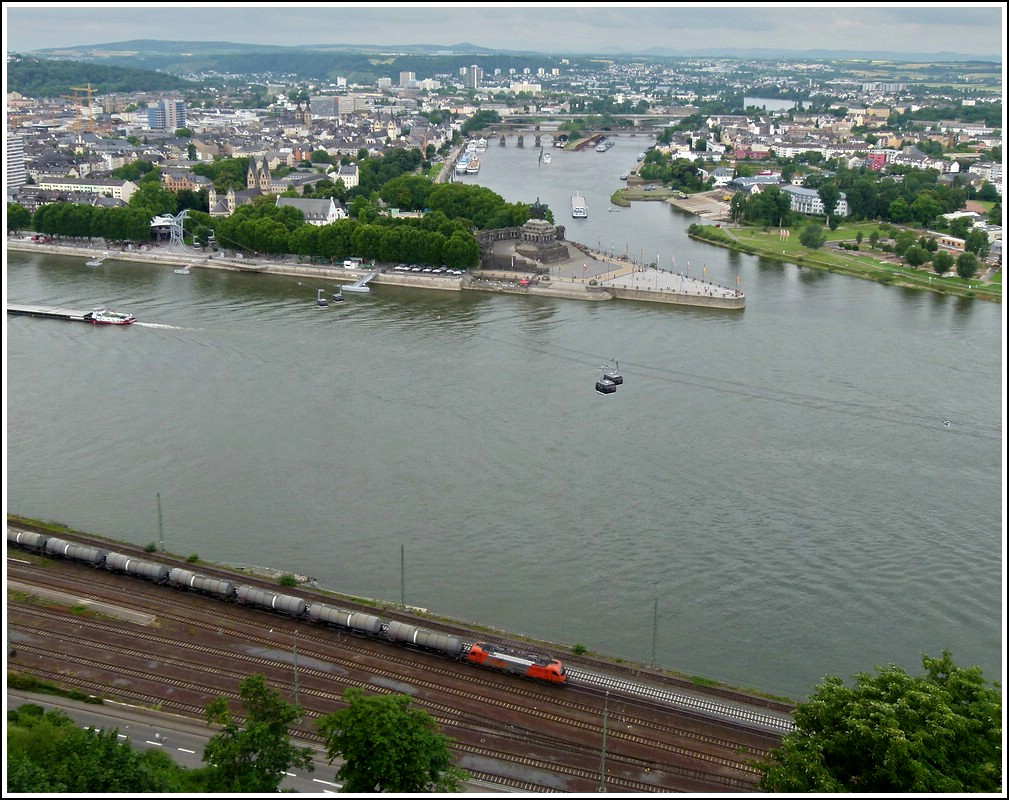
[595,367,617,395]
[604,358,623,386]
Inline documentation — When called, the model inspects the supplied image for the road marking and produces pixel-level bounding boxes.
[118,734,128,739]
[283,772,296,777]
[313,778,341,787]
[178,748,196,754]
[145,740,163,746]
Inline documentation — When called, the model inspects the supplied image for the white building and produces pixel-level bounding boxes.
[275,196,345,225]
[781,185,849,217]
[333,163,359,190]
[37,176,138,202]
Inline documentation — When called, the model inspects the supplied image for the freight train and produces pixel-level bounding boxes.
[7,529,568,685]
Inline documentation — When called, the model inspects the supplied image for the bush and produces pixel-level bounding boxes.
[144,542,157,552]
[186,553,199,563]
[572,643,588,655]
[279,574,298,587]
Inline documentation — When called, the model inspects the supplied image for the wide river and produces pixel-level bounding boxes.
[5,134,1004,699]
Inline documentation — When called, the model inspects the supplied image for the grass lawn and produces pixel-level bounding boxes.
[694,223,1001,302]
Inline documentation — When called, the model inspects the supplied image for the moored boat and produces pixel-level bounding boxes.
[84,307,136,325]
[466,157,481,174]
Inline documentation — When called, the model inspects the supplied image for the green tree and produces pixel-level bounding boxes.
[203,673,313,793]
[816,182,841,226]
[755,651,1001,792]
[7,202,32,233]
[964,228,991,258]
[887,196,911,223]
[893,229,918,257]
[949,216,973,239]
[6,704,185,792]
[855,231,863,246]
[317,688,467,793]
[903,245,929,268]
[868,230,880,249]
[129,182,178,216]
[799,221,827,249]
[956,252,980,280]
[187,141,198,161]
[910,191,943,227]
[931,250,954,275]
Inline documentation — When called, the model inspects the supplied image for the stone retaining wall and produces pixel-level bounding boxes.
[607,285,745,309]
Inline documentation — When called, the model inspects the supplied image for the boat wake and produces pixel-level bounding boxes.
[135,322,196,331]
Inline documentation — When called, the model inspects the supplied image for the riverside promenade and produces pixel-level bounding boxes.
[7,235,745,310]
[485,236,745,309]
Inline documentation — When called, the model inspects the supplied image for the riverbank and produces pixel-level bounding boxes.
[8,235,746,310]
[687,224,1001,302]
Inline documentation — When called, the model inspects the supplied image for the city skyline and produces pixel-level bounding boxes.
[3,3,1005,60]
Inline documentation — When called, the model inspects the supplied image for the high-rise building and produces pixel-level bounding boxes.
[6,134,26,194]
[147,98,187,131]
[464,65,482,90]
[399,71,416,88]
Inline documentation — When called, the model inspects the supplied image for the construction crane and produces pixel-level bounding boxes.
[64,83,97,133]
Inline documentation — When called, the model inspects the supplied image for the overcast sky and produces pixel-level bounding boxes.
[3,3,1005,58]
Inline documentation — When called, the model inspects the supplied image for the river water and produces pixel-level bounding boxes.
[5,134,1004,699]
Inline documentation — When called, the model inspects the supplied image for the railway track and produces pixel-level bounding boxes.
[11,564,779,751]
[8,524,779,791]
[11,601,765,785]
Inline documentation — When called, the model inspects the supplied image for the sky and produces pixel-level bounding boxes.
[3,2,1006,59]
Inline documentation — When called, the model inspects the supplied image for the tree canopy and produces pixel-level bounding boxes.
[755,650,1002,793]
[202,673,314,793]
[317,687,467,793]
[6,703,188,792]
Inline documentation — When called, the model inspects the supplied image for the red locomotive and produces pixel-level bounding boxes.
[466,642,568,684]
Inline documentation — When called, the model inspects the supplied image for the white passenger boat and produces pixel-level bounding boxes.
[571,193,588,219]
[84,307,136,325]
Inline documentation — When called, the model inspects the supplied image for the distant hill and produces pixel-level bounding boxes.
[23,41,559,84]
[629,46,1001,63]
[7,56,196,99]
[28,39,1001,64]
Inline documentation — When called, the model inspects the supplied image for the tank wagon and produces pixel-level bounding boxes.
[7,529,48,550]
[43,537,107,566]
[168,568,236,599]
[236,585,307,617]
[105,552,171,583]
[308,603,383,635]
[7,527,568,687]
[385,620,464,657]
[466,642,568,684]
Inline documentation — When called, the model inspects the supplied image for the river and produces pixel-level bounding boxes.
[5,133,1004,699]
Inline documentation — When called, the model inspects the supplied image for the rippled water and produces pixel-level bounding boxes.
[5,135,1004,699]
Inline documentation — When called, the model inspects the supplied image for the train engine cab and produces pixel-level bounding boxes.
[466,642,568,685]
